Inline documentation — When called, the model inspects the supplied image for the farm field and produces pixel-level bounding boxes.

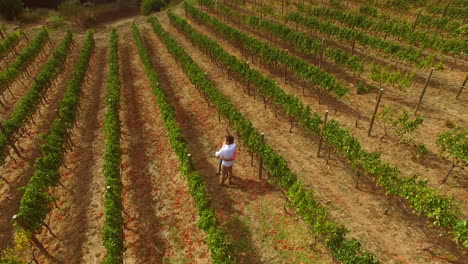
[0,0,466,263]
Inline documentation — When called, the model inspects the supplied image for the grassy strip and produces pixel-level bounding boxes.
[131,22,234,264]
[0,29,71,166]
[101,29,124,264]
[175,6,467,247]
[150,14,379,263]
[16,30,94,233]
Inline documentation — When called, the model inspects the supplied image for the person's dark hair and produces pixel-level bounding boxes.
[225,135,234,144]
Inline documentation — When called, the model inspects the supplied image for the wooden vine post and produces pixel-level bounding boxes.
[187,154,193,171]
[258,133,264,180]
[0,123,23,159]
[412,8,423,32]
[317,110,329,157]
[455,75,467,100]
[319,38,325,69]
[414,67,434,115]
[443,3,450,17]
[368,89,384,137]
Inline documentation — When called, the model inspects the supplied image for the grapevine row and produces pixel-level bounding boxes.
[187,3,349,99]
[213,1,414,91]
[0,30,73,166]
[0,29,24,59]
[16,30,94,235]
[101,29,124,264]
[152,13,379,263]
[286,11,440,68]
[358,5,466,36]
[178,5,467,246]
[352,0,467,20]
[216,1,365,74]
[131,22,234,264]
[0,27,50,95]
[298,4,466,57]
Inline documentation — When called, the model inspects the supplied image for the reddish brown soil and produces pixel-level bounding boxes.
[0,35,81,251]
[164,7,466,263]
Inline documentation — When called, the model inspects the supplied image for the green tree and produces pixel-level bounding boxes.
[0,0,24,20]
[140,0,166,15]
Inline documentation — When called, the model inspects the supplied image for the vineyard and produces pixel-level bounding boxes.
[0,0,466,263]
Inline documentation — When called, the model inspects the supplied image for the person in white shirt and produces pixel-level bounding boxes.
[215,135,237,185]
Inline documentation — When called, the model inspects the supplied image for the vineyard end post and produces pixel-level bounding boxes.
[187,154,193,171]
[412,8,423,32]
[317,110,329,157]
[258,133,264,180]
[414,68,434,115]
[368,89,383,137]
[455,74,467,100]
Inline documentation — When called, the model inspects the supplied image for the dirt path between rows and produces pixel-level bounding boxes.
[0,37,81,251]
[118,24,211,263]
[38,35,109,264]
[149,14,335,264]
[186,7,468,215]
[163,9,467,264]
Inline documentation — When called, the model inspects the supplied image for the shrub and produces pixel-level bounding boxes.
[58,0,84,18]
[0,0,24,21]
[140,0,166,15]
[58,0,96,28]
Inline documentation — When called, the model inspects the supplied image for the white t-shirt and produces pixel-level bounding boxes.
[215,143,237,167]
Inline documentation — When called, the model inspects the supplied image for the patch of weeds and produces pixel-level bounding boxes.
[415,142,429,160]
[356,81,377,95]
[47,16,66,29]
